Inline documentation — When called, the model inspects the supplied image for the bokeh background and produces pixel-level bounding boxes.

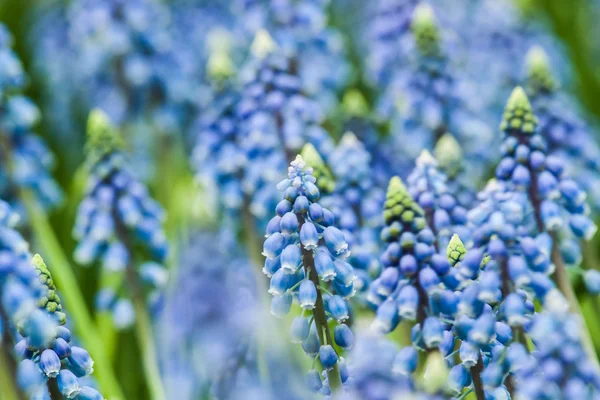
[3,0,600,399]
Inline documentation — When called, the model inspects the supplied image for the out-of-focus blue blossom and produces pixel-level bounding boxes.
[434,133,476,209]
[16,254,102,400]
[0,200,40,344]
[514,291,600,399]
[367,0,418,86]
[235,0,351,113]
[264,154,355,392]
[161,230,309,399]
[496,87,597,265]
[407,149,471,250]
[525,46,600,214]
[0,23,62,218]
[236,30,334,223]
[321,132,385,297]
[376,4,494,178]
[73,110,168,326]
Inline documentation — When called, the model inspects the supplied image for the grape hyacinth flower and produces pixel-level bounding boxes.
[73,109,167,399]
[263,155,355,393]
[16,255,103,400]
[236,30,334,223]
[495,87,597,311]
[514,291,600,399]
[0,23,62,217]
[525,46,600,214]
[377,4,494,178]
[367,0,418,86]
[322,132,386,297]
[161,231,309,399]
[0,200,41,396]
[236,0,351,113]
[191,49,246,220]
[406,149,471,251]
[434,133,476,208]
[73,109,168,325]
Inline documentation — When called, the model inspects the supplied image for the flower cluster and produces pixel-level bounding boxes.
[16,255,102,400]
[263,155,355,394]
[236,0,351,113]
[322,132,386,296]
[407,149,471,250]
[377,4,494,178]
[514,295,600,398]
[525,46,600,213]
[0,200,40,339]
[496,87,596,266]
[0,23,62,216]
[73,110,168,327]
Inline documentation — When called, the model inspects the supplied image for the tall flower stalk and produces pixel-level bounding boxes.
[263,155,356,394]
[495,87,598,365]
[73,109,168,400]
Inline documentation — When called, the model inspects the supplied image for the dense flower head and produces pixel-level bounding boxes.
[73,110,168,326]
[235,0,351,113]
[0,23,62,215]
[369,176,454,339]
[496,87,597,265]
[376,4,494,178]
[192,79,246,215]
[236,30,334,223]
[514,294,600,399]
[263,154,355,393]
[16,255,102,400]
[524,47,600,214]
[161,231,308,399]
[367,0,419,85]
[433,133,476,208]
[407,149,471,249]
[319,133,386,296]
[0,200,40,335]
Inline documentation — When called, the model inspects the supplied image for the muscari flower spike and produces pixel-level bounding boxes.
[524,46,600,214]
[513,294,600,399]
[320,133,386,296]
[237,0,351,113]
[496,87,597,268]
[0,199,40,346]
[367,0,419,85]
[434,133,476,208]
[263,154,355,394]
[377,4,494,179]
[368,176,458,360]
[407,149,471,250]
[236,30,334,223]
[0,23,62,215]
[16,254,102,400]
[73,110,169,327]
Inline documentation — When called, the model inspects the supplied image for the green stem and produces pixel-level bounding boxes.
[22,190,125,400]
[114,218,165,400]
[131,294,165,400]
[298,216,342,392]
[0,348,25,400]
[550,231,600,369]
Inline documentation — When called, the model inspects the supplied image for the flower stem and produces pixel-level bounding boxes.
[113,218,165,400]
[22,190,125,400]
[130,293,165,400]
[298,216,342,391]
[549,231,599,368]
[469,352,485,400]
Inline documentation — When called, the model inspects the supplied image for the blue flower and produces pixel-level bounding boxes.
[264,154,356,391]
[0,24,62,216]
[73,110,169,325]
